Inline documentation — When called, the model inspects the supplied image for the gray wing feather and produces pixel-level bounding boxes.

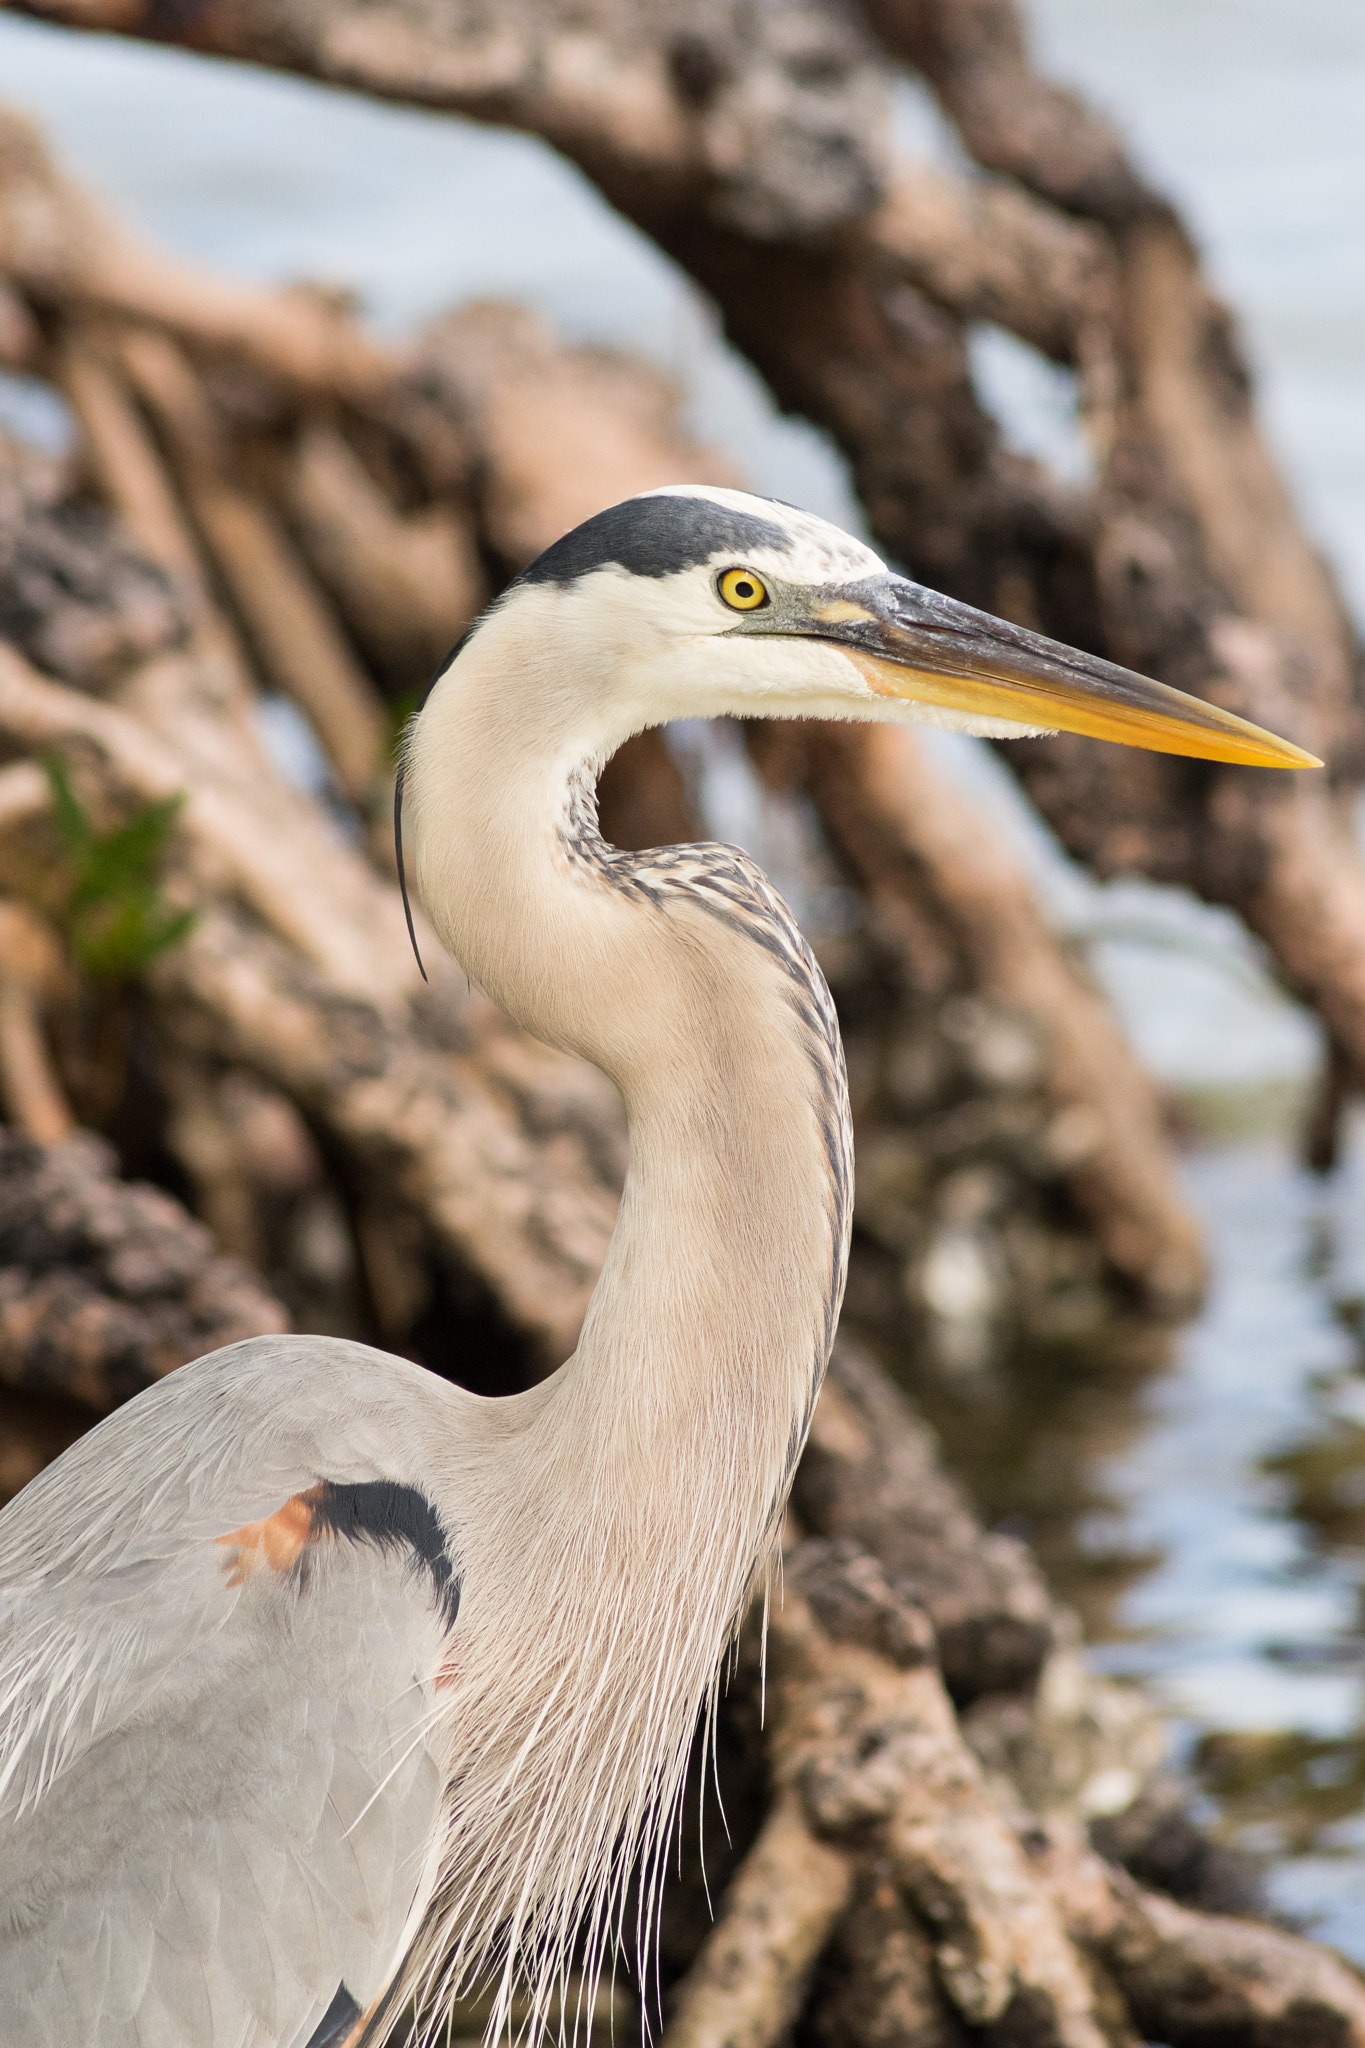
[0,1337,467,2047]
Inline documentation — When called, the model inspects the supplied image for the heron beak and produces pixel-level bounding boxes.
[809,579,1321,769]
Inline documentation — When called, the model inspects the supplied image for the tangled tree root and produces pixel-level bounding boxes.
[661,1348,1365,2048]
[0,62,1361,2048]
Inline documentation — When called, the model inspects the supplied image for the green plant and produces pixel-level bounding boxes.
[43,756,197,981]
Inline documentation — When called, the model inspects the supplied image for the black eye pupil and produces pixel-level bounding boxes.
[735,581,753,598]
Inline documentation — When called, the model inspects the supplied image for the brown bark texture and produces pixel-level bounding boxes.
[0,1127,285,1411]
[0,48,1360,2048]
[8,0,1363,1097]
[0,94,1205,1316]
[657,1343,1365,2048]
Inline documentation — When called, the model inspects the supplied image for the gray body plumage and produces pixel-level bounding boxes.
[0,1342,462,2044]
[1,483,1271,2045]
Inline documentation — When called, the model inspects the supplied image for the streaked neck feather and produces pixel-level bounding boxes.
[402,617,851,2040]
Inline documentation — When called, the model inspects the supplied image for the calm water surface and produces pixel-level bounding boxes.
[2,0,1365,1954]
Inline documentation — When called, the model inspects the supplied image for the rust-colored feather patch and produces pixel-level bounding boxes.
[217,1487,322,1585]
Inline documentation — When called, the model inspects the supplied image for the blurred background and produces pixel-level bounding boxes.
[2,0,1364,1957]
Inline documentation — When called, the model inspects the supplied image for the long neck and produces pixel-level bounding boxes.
[409,625,851,1504]
[404,620,851,2017]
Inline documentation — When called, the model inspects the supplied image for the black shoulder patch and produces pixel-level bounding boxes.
[313,1479,461,1629]
[517,494,791,587]
[306,1981,363,2048]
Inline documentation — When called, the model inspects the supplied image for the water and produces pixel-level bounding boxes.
[1098,1142,1365,1949]
[3,0,1365,1953]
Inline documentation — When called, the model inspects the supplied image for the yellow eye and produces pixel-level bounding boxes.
[718,567,769,611]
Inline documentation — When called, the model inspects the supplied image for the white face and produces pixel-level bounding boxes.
[497,485,1044,742]
[446,484,1314,773]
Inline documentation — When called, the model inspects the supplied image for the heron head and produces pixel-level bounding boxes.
[499,484,1318,768]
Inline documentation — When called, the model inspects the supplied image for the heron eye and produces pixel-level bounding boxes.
[718,568,769,611]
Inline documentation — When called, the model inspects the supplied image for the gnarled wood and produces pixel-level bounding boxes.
[0,902,71,1144]
[661,1798,854,2048]
[7,10,1360,1119]
[0,1128,285,1410]
[0,104,393,394]
[0,639,625,1363]
[1,63,1362,2036]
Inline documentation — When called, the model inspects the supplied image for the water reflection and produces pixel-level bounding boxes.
[901,1319,1172,1648]
[902,1129,1365,1959]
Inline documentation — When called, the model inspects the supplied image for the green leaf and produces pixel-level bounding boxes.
[70,893,199,980]
[42,755,93,855]
[43,759,197,983]
[67,795,184,916]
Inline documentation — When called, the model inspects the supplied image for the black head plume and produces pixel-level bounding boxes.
[393,755,427,983]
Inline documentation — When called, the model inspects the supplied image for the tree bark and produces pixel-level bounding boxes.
[10,0,1359,1105]
[0,1127,285,1412]
[1,63,1364,2039]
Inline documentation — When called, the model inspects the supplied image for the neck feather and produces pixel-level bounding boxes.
[407,620,851,1456]
[403,616,852,2023]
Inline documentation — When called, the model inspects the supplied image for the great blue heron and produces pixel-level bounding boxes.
[0,488,1315,2047]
